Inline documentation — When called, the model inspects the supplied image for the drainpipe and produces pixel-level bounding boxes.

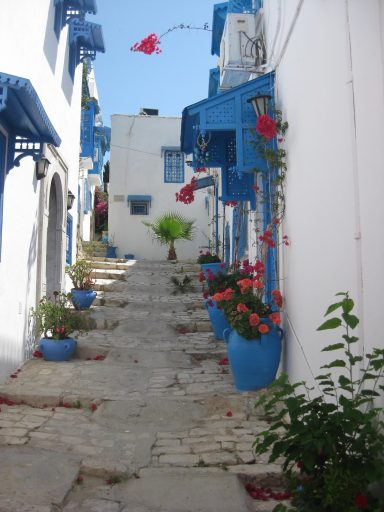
[344,0,364,358]
[215,182,219,255]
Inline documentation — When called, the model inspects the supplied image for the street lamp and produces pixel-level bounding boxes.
[247,93,271,117]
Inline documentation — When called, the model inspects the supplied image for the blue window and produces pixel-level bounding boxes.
[164,150,184,183]
[0,130,6,259]
[66,213,73,264]
[127,195,152,215]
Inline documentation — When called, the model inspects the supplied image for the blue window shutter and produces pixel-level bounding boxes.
[66,214,73,264]
[231,205,248,262]
[164,150,184,183]
[225,222,231,266]
[0,131,6,260]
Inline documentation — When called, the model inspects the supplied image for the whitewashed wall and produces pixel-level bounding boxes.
[0,0,82,382]
[109,115,210,261]
[262,0,384,383]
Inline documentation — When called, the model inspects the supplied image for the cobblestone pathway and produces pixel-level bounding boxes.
[0,260,287,512]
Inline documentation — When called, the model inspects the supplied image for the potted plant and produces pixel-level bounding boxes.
[105,234,117,258]
[213,259,283,391]
[199,260,253,339]
[65,259,97,310]
[253,292,384,512]
[143,212,195,261]
[197,250,223,277]
[31,292,86,361]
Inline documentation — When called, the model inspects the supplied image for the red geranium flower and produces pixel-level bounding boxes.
[258,323,269,334]
[354,495,369,509]
[249,313,260,327]
[256,114,277,140]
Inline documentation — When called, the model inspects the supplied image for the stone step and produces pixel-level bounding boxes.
[92,279,126,292]
[91,261,133,271]
[91,269,128,281]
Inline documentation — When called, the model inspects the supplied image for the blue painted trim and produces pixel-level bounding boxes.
[211,2,228,56]
[228,0,256,13]
[0,131,6,260]
[127,195,152,202]
[66,213,73,265]
[215,182,220,255]
[0,72,61,172]
[208,68,220,98]
[225,222,230,266]
[54,0,97,35]
[68,19,105,79]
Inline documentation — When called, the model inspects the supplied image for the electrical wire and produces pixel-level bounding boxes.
[109,143,160,157]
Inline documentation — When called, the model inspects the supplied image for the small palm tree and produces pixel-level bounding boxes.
[143,212,195,260]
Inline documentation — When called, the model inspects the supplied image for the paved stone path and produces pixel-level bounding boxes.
[0,260,287,511]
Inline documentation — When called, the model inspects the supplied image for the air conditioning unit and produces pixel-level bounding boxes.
[219,10,264,90]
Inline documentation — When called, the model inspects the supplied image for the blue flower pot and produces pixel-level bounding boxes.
[39,337,77,361]
[70,289,97,310]
[200,262,224,278]
[223,323,283,391]
[124,254,135,260]
[205,299,231,340]
[106,246,117,258]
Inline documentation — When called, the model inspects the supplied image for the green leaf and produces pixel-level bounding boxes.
[325,302,343,316]
[317,318,342,331]
[335,292,348,296]
[322,359,346,368]
[342,313,359,329]
[342,298,354,314]
[338,375,351,386]
[322,343,345,352]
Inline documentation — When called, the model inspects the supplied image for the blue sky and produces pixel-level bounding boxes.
[92,0,219,125]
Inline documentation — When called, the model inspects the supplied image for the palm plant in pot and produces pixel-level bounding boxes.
[143,211,195,261]
[31,292,86,361]
[65,259,97,310]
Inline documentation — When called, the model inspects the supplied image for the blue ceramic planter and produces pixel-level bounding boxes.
[205,299,231,340]
[106,246,117,258]
[200,262,224,278]
[223,322,283,391]
[39,337,77,361]
[70,289,97,310]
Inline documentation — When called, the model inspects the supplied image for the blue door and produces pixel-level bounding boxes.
[0,131,6,259]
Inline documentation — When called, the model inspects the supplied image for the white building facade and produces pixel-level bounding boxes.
[109,113,211,261]
[181,0,384,385]
[0,0,104,382]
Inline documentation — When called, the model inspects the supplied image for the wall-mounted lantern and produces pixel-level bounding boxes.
[67,190,75,210]
[35,157,51,180]
[247,93,271,117]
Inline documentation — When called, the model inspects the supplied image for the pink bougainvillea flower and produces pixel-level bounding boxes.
[226,410,233,417]
[176,177,197,204]
[225,201,238,207]
[251,185,260,192]
[278,137,283,143]
[249,313,260,327]
[220,263,226,269]
[354,495,369,509]
[195,167,207,173]
[256,114,277,140]
[76,475,84,484]
[236,303,249,313]
[90,403,98,412]
[202,291,209,299]
[258,323,270,334]
[130,33,162,55]
[269,312,281,325]
[10,374,17,379]
[218,357,229,366]
[33,350,43,358]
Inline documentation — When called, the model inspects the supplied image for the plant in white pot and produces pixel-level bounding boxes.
[65,259,97,310]
[31,292,86,361]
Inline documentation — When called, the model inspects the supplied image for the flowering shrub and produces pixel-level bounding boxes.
[255,114,278,140]
[175,177,197,205]
[31,292,86,340]
[254,292,384,512]
[130,33,161,55]
[225,201,238,207]
[197,250,221,264]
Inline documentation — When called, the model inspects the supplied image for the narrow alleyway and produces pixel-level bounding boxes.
[0,259,285,512]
